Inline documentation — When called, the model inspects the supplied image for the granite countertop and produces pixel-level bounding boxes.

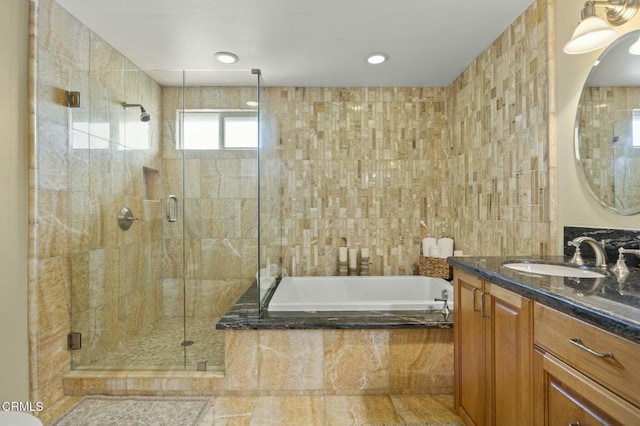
[447,255,640,344]
[216,283,453,330]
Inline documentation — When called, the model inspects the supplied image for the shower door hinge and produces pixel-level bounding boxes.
[67,332,82,350]
[66,91,81,108]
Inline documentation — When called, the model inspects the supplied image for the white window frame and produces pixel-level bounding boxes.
[177,109,258,150]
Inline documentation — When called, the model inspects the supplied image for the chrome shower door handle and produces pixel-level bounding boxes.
[166,195,178,223]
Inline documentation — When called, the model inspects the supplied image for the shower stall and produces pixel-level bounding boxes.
[67,68,281,372]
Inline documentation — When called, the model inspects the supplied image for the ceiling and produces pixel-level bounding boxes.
[55,0,534,87]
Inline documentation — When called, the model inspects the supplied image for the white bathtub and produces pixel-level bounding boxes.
[267,275,453,312]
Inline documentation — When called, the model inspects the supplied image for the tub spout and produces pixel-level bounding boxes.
[434,289,450,320]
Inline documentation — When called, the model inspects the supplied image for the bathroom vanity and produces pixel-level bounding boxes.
[449,256,640,425]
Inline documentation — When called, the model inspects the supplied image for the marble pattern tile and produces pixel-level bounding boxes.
[258,330,324,391]
[250,396,325,426]
[324,395,401,425]
[324,330,390,392]
[388,329,454,394]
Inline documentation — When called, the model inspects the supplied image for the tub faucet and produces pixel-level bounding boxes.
[434,289,450,320]
[568,236,608,269]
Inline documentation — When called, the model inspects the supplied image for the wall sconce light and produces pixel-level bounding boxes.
[563,0,639,54]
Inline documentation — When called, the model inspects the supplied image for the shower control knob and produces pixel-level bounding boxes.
[117,206,140,231]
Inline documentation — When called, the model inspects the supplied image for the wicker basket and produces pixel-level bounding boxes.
[417,256,452,280]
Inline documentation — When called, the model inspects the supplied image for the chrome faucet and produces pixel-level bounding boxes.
[434,289,450,320]
[568,236,608,269]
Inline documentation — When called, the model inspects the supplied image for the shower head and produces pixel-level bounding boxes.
[140,108,151,122]
[122,102,151,122]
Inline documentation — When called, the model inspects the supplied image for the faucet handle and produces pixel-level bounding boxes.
[569,246,584,265]
[434,289,448,302]
[611,249,630,280]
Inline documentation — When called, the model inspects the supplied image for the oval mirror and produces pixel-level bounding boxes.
[575,29,640,215]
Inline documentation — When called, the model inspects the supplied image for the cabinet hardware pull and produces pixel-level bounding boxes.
[568,422,581,426]
[472,287,480,312]
[569,338,613,358]
[480,291,490,318]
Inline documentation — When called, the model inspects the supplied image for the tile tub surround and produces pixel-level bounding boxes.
[448,255,640,343]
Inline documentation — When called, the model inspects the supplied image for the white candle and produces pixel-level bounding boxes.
[361,248,369,258]
[339,247,348,262]
[348,248,357,268]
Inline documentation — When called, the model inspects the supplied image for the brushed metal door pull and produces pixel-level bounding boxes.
[480,291,490,318]
[166,195,178,223]
[569,338,613,358]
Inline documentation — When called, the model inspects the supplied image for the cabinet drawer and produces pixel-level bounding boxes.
[534,303,640,408]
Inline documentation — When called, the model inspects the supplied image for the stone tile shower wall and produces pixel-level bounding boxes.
[160,86,257,317]
[269,87,449,276]
[445,0,552,256]
[31,0,162,408]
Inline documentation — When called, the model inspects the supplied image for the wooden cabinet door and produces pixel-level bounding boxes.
[548,377,610,426]
[543,353,640,425]
[485,283,533,426]
[454,270,486,426]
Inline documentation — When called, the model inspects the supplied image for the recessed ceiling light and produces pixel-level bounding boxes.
[214,51,239,64]
[366,53,388,65]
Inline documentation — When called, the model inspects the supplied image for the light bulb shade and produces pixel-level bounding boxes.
[629,35,640,55]
[563,16,619,54]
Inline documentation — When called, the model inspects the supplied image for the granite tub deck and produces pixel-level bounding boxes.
[216,282,454,330]
[448,256,640,343]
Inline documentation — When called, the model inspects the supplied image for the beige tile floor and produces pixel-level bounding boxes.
[46,393,461,425]
[197,394,461,425]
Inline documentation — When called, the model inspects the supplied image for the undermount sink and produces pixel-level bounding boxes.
[501,260,608,278]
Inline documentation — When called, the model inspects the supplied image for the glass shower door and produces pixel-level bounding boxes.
[69,67,263,371]
[179,70,260,372]
[68,63,176,369]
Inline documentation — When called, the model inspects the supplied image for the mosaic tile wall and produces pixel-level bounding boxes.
[269,0,551,275]
[577,87,640,212]
[445,0,551,257]
[269,87,449,276]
